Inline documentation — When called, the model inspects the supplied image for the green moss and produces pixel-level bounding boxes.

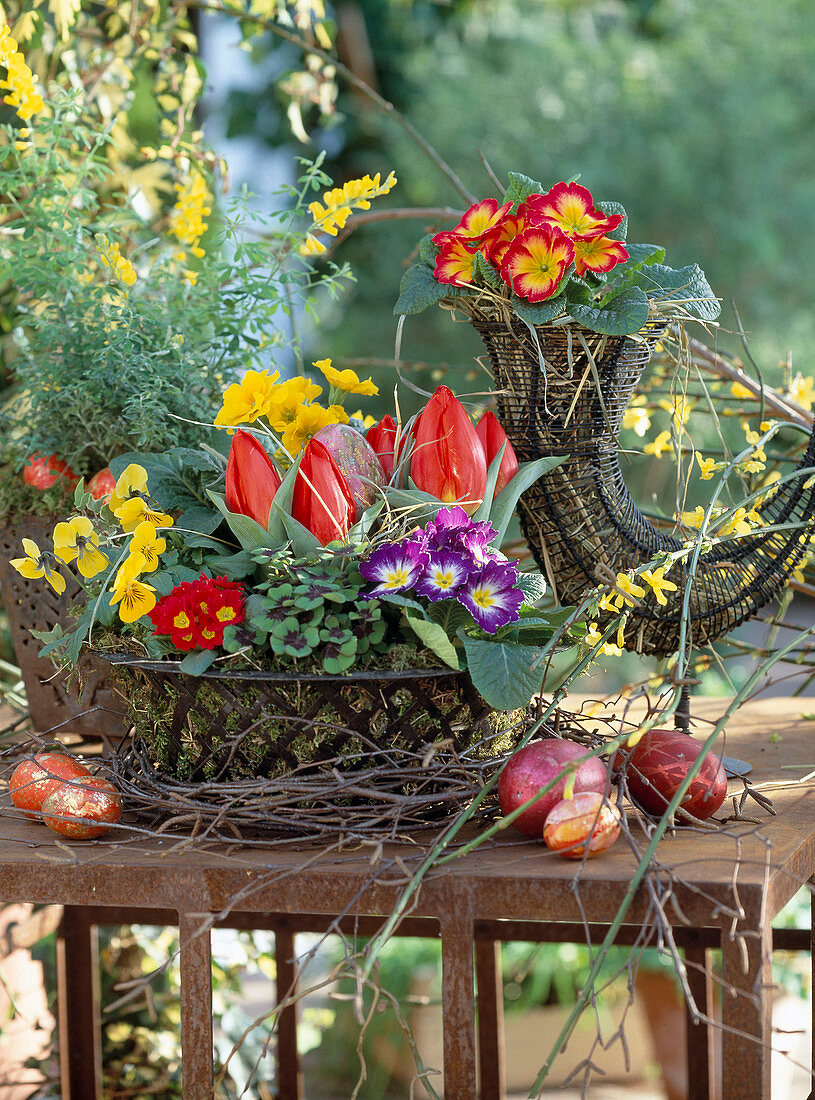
[113,663,527,782]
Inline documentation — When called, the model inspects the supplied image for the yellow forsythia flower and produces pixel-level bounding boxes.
[696,454,717,480]
[640,565,679,607]
[643,430,672,457]
[788,373,815,412]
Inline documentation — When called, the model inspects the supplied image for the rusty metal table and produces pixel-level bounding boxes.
[1,696,814,1100]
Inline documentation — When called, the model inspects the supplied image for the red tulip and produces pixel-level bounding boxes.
[476,411,519,498]
[225,430,282,528]
[365,414,398,479]
[292,438,357,545]
[23,453,78,490]
[410,386,487,515]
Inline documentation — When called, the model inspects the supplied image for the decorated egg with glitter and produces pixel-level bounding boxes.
[314,423,384,512]
[614,729,727,820]
[42,776,122,839]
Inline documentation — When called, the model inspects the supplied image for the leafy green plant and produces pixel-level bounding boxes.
[0,81,353,514]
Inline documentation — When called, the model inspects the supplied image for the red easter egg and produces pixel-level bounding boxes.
[87,466,117,504]
[498,739,608,838]
[615,729,727,820]
[22,453,78,490]
[543,792,622,859]
[9,752,92,818]
[42,776,122,840]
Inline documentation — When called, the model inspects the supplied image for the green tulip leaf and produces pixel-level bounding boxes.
[267,449,305,543]
[348,498,385,541]
[472,443,506,523]
[384,485,447,526]
[488,455,567,546]
[458,631,545,710]
[207,491,281,551]
[274,506,323,555]
[405,613,462,670]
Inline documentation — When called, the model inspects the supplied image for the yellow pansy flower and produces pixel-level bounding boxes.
[313,358,379,397]
[109,464,149,515]
[109,552,157,623]
[115,497,175,534]
[52,516,109,579]
[351,409,377,429]
[640,566,679,607]
[214,368,281,429]
[643,430,672,457]
[9,538,66,595]
[281,402,349,457]
[127,521,166,573]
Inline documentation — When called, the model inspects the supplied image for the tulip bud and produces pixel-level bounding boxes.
[365,414,398,479]
[410,386,487,515]
[292,438,357,545]
[225,430,282,528]
[476,411,519,498]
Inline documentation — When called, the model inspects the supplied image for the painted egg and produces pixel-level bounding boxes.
[313,423,384,512]
[42,776,122,839]
[497,739,608,838]
[87,466,117,504]
[543,792,622,859]
[9,752,92,818]
[614,729,727,820]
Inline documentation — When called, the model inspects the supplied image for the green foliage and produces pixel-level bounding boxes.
[0,90,350,491]
[222,545,391,674]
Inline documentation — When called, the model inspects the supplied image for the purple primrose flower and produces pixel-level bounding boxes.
[359,539,429,596]
[458,559,524,634]
[414,550,473,602]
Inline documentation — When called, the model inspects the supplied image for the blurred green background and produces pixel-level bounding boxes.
[215,0,815,405]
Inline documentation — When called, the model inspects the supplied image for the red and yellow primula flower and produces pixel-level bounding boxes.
[527,182,623,241]
[433,232,478,286]
[500,225,574,303]
[436,198,512,246]
[572,234,629,277]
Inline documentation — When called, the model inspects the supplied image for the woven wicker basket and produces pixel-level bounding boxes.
[0,517,128,738]
[102,654,521,783]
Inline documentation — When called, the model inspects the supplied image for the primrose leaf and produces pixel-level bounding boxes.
[393,264,464,316]
[405,613,461,669]
[458,631,545,710]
